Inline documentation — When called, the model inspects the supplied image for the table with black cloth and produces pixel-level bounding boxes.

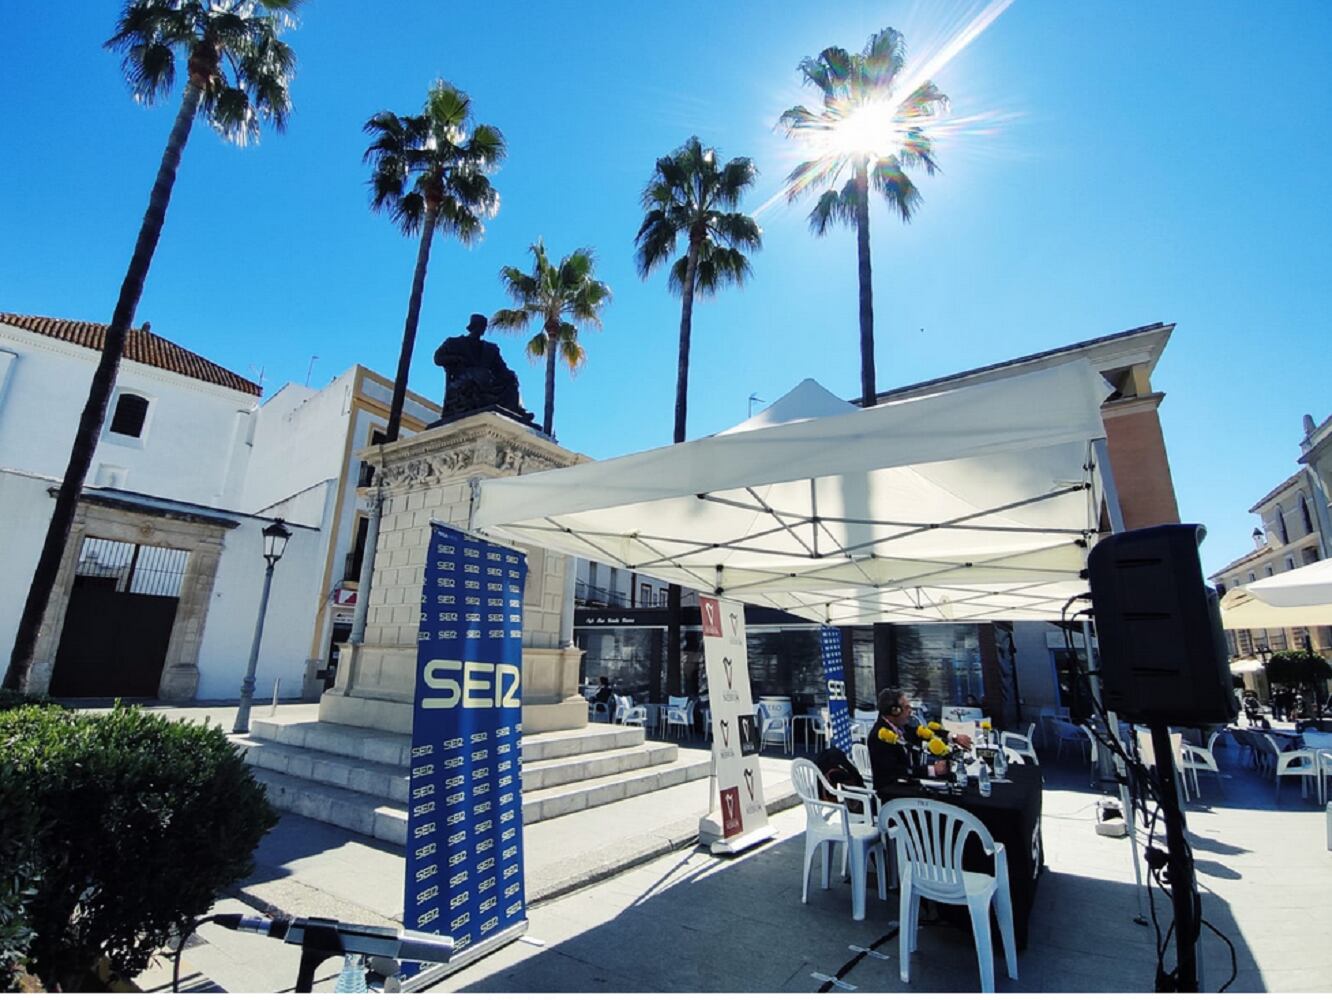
[875,761,1045,950]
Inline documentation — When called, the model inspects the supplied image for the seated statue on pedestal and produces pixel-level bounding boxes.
[432,313,534,425]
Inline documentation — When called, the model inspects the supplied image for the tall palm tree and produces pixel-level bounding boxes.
[348,81,503,646]
[634,136,761,445]
[779,28,948,408]
[491,240,611,439]
[364,80,504,442]
[4,0,301,692]
[635,137,760,699]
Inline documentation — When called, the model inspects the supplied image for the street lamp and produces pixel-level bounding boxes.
[233,519,292,734]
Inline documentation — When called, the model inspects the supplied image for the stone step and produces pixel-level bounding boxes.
[524,749,714,824]
[247,718,646,768]
[248,748,715,846]
[236,735,683,803]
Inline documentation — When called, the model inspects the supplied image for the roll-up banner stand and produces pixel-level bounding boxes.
[819,625,854,754]
[400,523,530,991]
[698,596,776,854]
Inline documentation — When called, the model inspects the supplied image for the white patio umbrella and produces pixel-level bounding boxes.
[472,360,1115,624]
[1219,558,1332,629]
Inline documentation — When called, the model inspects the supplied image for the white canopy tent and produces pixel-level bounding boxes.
[1219,558,1332,629]
[472,360,1115,625]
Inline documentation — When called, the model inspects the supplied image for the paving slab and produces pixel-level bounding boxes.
[129,728,1332,993]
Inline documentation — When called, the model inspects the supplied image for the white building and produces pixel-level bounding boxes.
[1209,462,1332,662]
[0,313,437,702]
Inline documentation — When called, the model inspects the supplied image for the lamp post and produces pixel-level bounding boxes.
[233,519,292,734]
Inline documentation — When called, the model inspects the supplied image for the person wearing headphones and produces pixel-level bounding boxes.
[867,687,916,789]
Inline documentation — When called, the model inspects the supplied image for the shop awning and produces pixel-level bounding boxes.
[473,361,1114,625]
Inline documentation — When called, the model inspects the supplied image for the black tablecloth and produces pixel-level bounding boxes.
[876,762,1044,949]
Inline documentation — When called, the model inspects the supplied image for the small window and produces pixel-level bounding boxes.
[1274,504,1289,545]
[640,583,652,607]
[1284,556,1296,572]
[109,393,149,438]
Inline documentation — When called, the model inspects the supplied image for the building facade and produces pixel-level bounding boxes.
[1208,465,1332,663]
[0,313,438,702]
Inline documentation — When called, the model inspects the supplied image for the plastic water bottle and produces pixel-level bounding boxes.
[978,761,992,797]
[953,756,968,789]
[334,955,368,993]
[994,746,1009,779]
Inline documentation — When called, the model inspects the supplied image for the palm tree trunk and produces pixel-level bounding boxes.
[672,239,701,445]
[351,206,439,646]
[385,207,438,442]
[853,159,875,408]
[4,83,202,692]
[543,342,557,437]
[666,237,701,698]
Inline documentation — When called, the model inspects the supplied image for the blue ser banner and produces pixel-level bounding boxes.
[820,625,852,753]
[405,524,528,968]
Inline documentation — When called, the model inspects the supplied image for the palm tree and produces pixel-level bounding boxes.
[4,0,300,692]
[635,137,760,699]
[491,240,611,439]
[779,28,948,408]
[348,81,503,647]
[634,136,761,445]
[364,80,504,442]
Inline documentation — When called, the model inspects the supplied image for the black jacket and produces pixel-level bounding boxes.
[867,719,914,791]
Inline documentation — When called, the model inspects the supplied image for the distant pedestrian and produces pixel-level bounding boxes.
[592,676,613,708]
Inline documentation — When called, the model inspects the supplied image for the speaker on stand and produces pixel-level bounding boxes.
[1087,523,1239,993]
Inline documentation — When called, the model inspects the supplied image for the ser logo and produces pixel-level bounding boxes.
[421,659,521,709]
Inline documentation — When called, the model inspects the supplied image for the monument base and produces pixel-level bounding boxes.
[322,641,588,736]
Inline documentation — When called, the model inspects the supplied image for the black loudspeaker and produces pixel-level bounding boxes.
[1087,524,1239,726]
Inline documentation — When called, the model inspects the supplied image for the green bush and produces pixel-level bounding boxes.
[1265,649,1332,687]
[0,705,278,990]
[0,689,53,712]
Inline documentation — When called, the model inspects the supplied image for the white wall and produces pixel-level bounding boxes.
[194,513,324,701]
[1011,621,1064,714]
[0,324,258,507]
[0,469,55,666]
[239,374,354,513]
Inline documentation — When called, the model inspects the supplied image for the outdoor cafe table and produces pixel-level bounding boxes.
[876,760,1044,950]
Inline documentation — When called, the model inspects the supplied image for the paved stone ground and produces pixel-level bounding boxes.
[129,717,1331,993]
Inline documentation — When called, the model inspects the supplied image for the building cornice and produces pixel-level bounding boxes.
[0,326,259,406]
[1101,392,1166,418]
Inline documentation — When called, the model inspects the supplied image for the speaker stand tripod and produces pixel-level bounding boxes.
[1149,723,1202,992]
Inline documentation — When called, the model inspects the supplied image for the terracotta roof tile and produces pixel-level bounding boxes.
[0,312,262,396]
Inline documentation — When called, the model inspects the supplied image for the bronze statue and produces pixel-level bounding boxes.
[432,313,533,425]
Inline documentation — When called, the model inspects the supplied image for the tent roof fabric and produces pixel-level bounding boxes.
[1220,558,1332,628]
[473,360,1113,625]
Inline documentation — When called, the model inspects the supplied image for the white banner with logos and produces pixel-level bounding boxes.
[699,596,774,854]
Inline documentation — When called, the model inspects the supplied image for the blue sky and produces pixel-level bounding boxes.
[2,1,1329,575]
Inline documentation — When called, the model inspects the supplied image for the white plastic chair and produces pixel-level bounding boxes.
[1180,742,1221,797]
[1270,735,1321,802]
[790,759,887,921]
[850,709,878,742]
[850,742,873,786]
[808,707,831,752]
[758,699,794,754]
[1313,748,1332,806]
[999,730,1039,766]
[612,695,634,725]
[878,797,1018,992]
[664,696,695,740]
[1050,719,1090,762]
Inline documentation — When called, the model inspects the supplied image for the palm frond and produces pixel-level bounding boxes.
[808,180,858,236]
[525,331,549,360]
[490,307,532,330]
[870,157,921,222]
[708,211,762,250]
[558,329,586,372]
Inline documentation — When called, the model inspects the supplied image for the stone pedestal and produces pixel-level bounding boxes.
[320,412,587,735]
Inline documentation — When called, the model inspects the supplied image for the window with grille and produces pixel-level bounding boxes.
[75,536,187,597]
[109,393,150,438]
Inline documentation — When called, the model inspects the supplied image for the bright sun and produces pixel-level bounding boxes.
[825,101,909,160]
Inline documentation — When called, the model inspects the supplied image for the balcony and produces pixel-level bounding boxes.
[575,581,672,609]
